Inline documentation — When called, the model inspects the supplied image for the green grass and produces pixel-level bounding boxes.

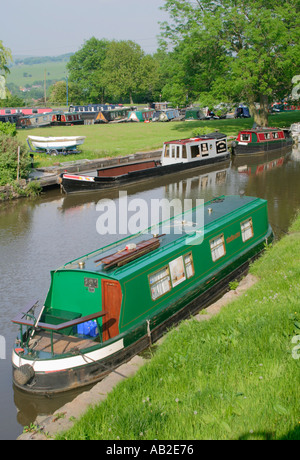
[17,111,300,168]
[56,212,300,440]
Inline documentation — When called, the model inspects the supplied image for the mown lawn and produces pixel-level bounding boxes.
[17,111,300,168]
[56,211,300,440]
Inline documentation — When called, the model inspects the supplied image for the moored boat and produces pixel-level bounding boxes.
[51,112,84,126]
[94,107,130,124]
[19,112,54,129]
[184,108,205,121]
[152,108,181,122]
[60,132,230,193]
[27,135,86,154]
[231,127,293,155]
[11,195,273,394]
[127,109,155,122]
[0,107,53,116]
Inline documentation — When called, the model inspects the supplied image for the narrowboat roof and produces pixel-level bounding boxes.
[61,195,264,279]
[164,132,227,145]
[239,127,284,134]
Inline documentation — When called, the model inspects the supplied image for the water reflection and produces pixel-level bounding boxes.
[1,147,300,439]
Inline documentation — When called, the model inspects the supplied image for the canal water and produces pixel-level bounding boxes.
[1,147,300,439]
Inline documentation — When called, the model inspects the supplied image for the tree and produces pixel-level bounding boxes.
[48,80,81,105]
[0,40,12,75]
[160,0,300,125]
[0,41,12,99]
[67,37,110,103]
[103,40,158,104]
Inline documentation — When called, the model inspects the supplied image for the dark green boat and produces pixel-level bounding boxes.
[12,195,273,394]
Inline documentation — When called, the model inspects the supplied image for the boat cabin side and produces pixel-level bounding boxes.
[38,196,271,348]
[161,135,228,166]
[237,129,286,144]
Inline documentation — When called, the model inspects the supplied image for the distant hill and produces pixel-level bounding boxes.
[6,53,74,101]
[7,53,73,86]
[11,53,73,67]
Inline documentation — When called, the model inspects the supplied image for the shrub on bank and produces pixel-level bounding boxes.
[0,131,30,186]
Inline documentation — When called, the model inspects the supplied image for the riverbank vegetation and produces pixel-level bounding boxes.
[0,123,29,185]
[0,122,42,198]
[57,212,300,440]
[17,111,299,169]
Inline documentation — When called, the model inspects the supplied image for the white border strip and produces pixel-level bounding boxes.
[12,339,124,373]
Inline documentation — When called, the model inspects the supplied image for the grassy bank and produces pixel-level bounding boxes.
[17,111,299,168]
[57,212,300,441]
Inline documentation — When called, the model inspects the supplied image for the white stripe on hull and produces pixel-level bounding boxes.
[12,339,124,373]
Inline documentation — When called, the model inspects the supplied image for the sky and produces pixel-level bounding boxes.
[2,0,170,57]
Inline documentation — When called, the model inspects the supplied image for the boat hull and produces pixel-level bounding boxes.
[61,153,230,194]
[12,228,272,395]
[232,138,293,155]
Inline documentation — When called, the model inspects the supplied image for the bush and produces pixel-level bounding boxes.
[0,121,17,137]
[0,134,30,186]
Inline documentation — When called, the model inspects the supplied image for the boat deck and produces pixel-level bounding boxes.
[29,331,96,355]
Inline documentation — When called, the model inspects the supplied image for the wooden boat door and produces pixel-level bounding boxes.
[101,279,122,342]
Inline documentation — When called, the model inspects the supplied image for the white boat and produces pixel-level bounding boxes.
[27,135,86,153]
[61,132,230,193]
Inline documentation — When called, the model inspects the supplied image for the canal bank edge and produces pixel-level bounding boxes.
[0,150,163,201]
[17,272,258,440]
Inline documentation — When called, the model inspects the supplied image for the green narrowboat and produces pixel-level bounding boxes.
[231,127,293,155]
[185,108,205,121]
[12,195,273,394]
[127,109,155,122]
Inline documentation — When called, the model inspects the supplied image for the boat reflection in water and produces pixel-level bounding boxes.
[59,161,231,215]
[231,150,289,175]
[291,146,300,162]
[13,383,95,427]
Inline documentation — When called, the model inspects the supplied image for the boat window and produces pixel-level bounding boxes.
[201,143,209,157]
[241,218,254,242]
[191,145,200,158]
[184,253,194,278]
[169,145,179,158]
[210,234,226,261]
[182,145,187,159]
[265,132,272,139]
[273,132,279,139]
[149,266,171,300]
[169,256,186,287]
[164,145,170,158]
[241,134,251,142]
